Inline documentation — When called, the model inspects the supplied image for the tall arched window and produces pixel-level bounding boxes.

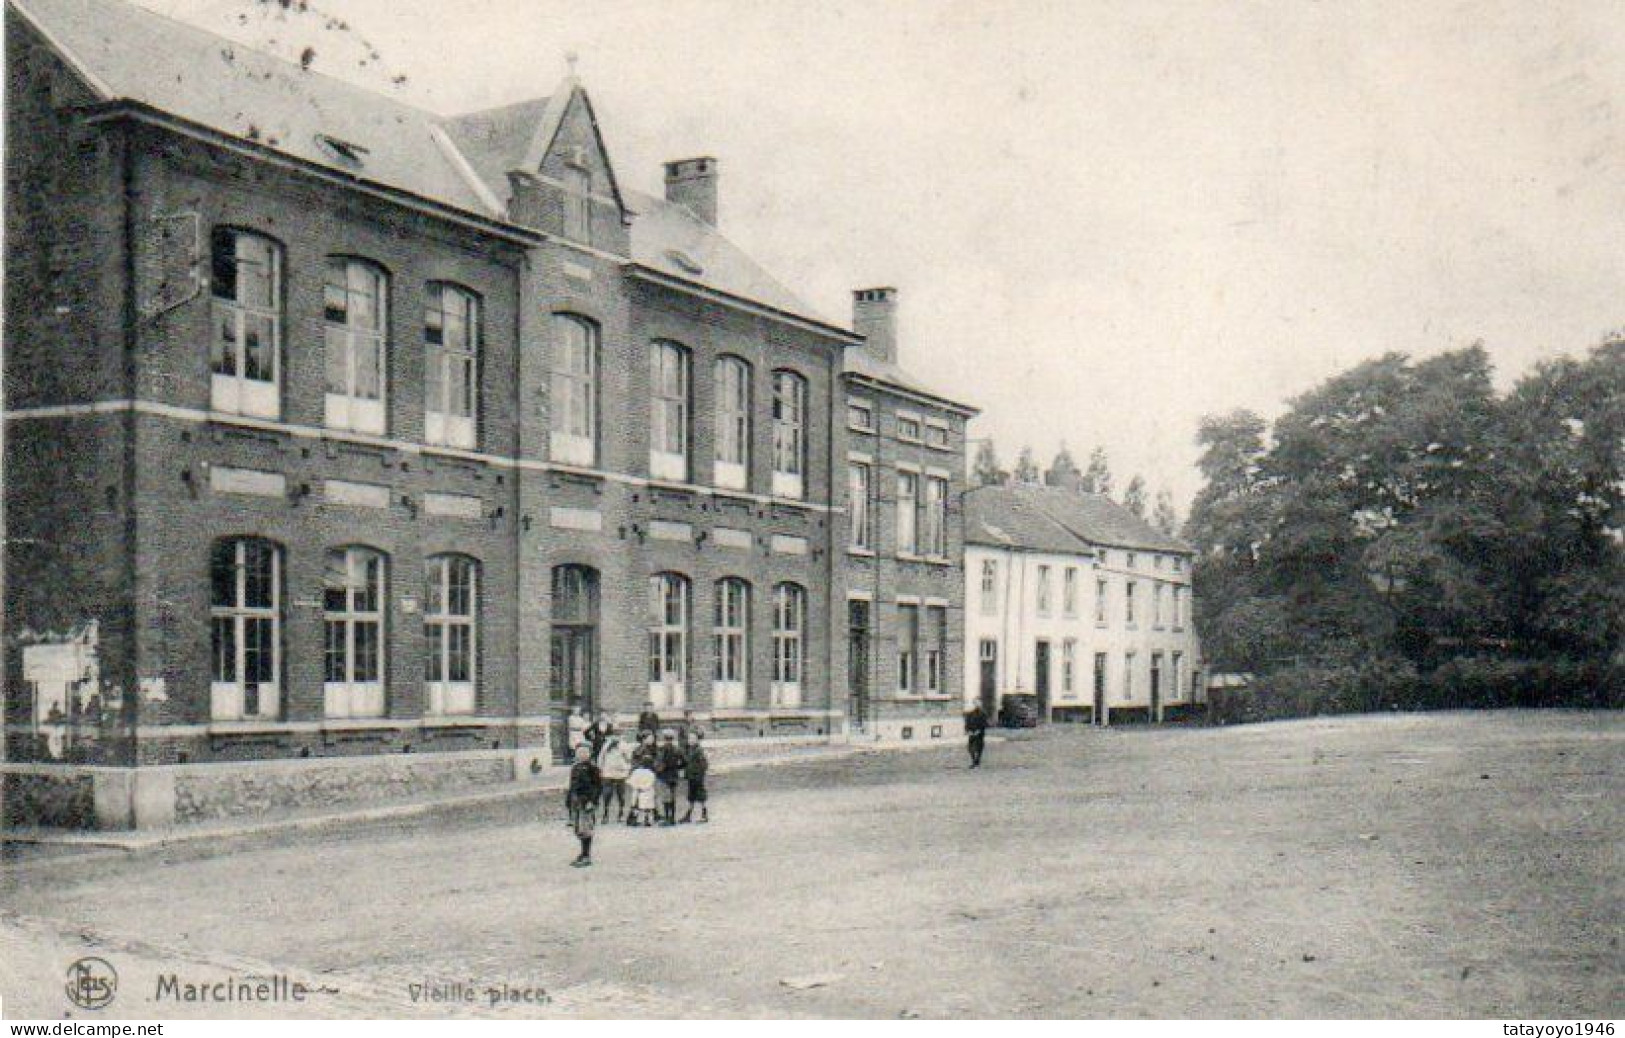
[324,258,388,434]
[713,578,750,708]
[425,283,479,449]
[210,537,282,720]
[551,564,600,711]
[771,370,807,500]
[550,314,598,466]
[210,229,282,418]
[772,582,806,707]
[649,340,690,480]
[648,572,690,708]
[324,546,387,718]
[714,356,751,491]
[425,554,478,716]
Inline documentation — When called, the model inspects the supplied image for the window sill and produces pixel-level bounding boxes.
[206,720,287,735]
[898,553,953,567]
[847,546,877,558]
[421,442,483,461]
[848,424,876,436]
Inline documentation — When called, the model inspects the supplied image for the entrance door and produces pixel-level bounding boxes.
[1150,652,1163,722]
[1093,651,1107,726]
[978,639,998,716]
[848,600,871,730]
[1034,639,1051,723]
[550,565,599,762]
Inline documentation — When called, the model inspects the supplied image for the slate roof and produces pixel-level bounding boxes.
[966,484,1192,555]
[844,346,975,415]
[13,0,838,328]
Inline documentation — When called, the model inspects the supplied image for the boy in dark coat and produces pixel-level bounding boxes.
[680,728,710,824]
[964,703,989,768]
[565,743,602,867]
[654,729,685,826]
[637,702,661,740]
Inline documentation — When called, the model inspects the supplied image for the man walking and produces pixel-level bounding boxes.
[964,703,989,768]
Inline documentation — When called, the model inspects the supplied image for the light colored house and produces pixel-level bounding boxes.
[963,484,1203,724]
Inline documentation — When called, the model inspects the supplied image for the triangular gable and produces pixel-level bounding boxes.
[523,79,627,216]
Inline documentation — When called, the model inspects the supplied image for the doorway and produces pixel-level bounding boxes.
[1034,639,1051,723]
[1093,651,1107,726]
[978,639,998,716]
[550,565,599,761]
[848,600,871,731]
[1150,651,1163,722]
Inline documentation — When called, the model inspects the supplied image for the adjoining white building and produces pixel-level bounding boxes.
[963,484,1203,724]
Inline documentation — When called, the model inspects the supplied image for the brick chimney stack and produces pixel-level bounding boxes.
[852,287,899,365]
[664,157,718,227]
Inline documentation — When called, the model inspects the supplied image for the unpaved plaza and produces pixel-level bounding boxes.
[2,711,1620,1019]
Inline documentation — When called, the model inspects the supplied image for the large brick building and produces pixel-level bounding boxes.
[2,0,972,828]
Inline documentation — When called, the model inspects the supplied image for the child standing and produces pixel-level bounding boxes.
[565,743,601,867]
[654,729,685,827]
[597,733,631,821]
[628,731,659,826]
[681,728,709,824]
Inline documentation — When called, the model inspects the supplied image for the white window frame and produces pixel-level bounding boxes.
[713,578,748,708]
[210,230,282,419]
[897,470,919,554]
[771,583,805,707]
[1126,580,1138,627]
[210,538,281,721]
[1154,582,1165,629]
[550,315,598,466]
[649,340,690,481]
[771,370,806,499]
[1062,639,1076,697]
[849,461,873,550]
[425,284,479,449]
[1174,586,1185,631]
[897,602,919,695]
[1063,567,1078,617]
[714,356,751,490]
[925,605,946,695]
[980,559,999,615]
[896,413,922,442]
[648,573,689,708]
[847,398,874,432]
[1095,577,1109,625]
[924,475,949,557]
[1036,565,1053,616]
[1124,651,1136,702]
[323,258,388,435]
[324,546,387,719]
[425,555,477,716]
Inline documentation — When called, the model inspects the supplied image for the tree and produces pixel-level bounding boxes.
[1012,446,1040,484]
[1045,442,1082,489]
[1152,490,1179,536]
[1083,447,1112,497]
[1122,475,1147,518]
[971,440,1007,487]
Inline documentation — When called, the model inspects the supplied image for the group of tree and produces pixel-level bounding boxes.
[1185,339,1623,712]
[970,440,1181,535]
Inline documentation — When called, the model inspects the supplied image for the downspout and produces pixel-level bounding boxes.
[119,125,141,773]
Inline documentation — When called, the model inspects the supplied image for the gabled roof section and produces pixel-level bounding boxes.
[13,0,502,218]
[966,484,1192,555]
[844,348,978,416]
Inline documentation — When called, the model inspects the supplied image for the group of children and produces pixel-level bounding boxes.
[564,706,711,868]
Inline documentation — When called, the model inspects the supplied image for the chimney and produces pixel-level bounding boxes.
[664,157,718,226]
[852,287,899,365]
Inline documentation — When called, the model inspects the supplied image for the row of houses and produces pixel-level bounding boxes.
[1,0,1199,831]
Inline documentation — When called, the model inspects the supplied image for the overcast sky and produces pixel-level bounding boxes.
[141,0,1625,510]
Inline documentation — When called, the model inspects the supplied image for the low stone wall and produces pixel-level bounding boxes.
[172,752,516,824]
[2,769,95,828]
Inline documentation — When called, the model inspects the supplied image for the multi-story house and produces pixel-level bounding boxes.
[963,484,1202,724]
[2,0,934,829]
[840,289,978,742]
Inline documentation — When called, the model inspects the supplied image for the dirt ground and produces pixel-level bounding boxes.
[2,710,1620,1019]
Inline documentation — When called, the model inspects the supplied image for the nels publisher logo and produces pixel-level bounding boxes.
[65,957,118,1011]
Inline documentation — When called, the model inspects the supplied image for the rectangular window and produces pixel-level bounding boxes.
[714,357,751,490]
[550,315,597,466]
[847,399,874,432]
[324,547,386,719]
[1036,565,1053,616]
[323,259,387,434]
[649,341,690,481]
[648,574,689,708]
[1093,652,1107,701]
[1124,651,1136,702]
[210,538,281,720]
[1125,580,1137,627]
[563,165,591,244]
[210,229,281,418]
[772,371,806,499]
[897,603,918,694]
[896,471,919,554]
[924,476,949,556]
[1063,567,1078,617]
[425,555,477,716]
[1173,586,1185,630]
[713,579,748,708]
[980,559,999,615]
[849,462,873,550]
[425,284,478,449]
[925,605,946,695]
[925,422,950,448]
[1172,651,1184,704]
[1062,639,1076,696]
[1126,552,1138,570]
[771,584,805,707]
[1095,578,1108,624]
[896,415,921,441]
[1154,583,1165,629]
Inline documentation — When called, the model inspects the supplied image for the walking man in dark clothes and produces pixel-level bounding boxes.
[680,728,710,824]
[965,703,989,768]
[566,743,602,867]
[654,728,685,826]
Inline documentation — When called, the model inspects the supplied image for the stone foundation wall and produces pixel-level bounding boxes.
[2,769,96,828]
[171,752,516,824]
